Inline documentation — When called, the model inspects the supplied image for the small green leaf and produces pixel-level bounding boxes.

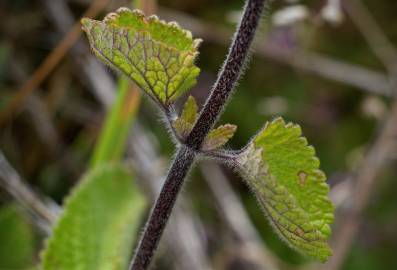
[81,8,201,106]
[202,124,237,151]
[172,95,198,137]
[41,164,146,270]
[178,95,198,125]
[237,117,334,262]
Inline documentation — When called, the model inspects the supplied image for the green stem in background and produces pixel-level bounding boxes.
[130,0,267,269]
[90,76,140,168]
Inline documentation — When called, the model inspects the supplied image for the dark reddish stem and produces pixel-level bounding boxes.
[130,0,267,269]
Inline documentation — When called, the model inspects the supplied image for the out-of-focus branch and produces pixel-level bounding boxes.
[323,2,397,269]
[329,176,352,209]
[200,162,279,270]
[8,60,62,155]
[8,58,83,178]
[43,0,116,107]
[158,7,392,97]
[343,0,397,76]
[0,152,60,232]
[262,47,392,97]
[0,0,110,126]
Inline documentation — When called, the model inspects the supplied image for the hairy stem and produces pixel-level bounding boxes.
[131,146,195,269]
[130,0,266,269]
[186,0,266,150]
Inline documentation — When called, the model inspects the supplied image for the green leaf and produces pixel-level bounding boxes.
[178,95,198,125]
[237,117,334,262]
[172,95,198,138]
[0,204,35,269]
[81,8,201,106]
[91,76,140,168]
[202,124,237,151]
[41,164,146,270]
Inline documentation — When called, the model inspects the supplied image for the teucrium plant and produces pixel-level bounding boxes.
[79,1,334,269]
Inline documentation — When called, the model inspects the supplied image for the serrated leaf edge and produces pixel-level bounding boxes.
[236,117,334,262]
[40,164,145,269]
[202,124,237,151]
[81,9,201,106]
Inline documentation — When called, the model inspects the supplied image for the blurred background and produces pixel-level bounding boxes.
[1,0,397,269]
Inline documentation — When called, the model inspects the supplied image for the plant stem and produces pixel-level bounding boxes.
[131,146,195,269]
[130,0,266,269]
[186,0,266,150]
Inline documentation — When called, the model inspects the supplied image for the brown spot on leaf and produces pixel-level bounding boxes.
[295,227,304,237]
[298,171,307,187]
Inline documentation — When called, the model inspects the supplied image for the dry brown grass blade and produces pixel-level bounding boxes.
[0,0,110,126]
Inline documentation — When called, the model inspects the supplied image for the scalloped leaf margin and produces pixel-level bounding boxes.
[81,8,201,106]
[237,117,334,262]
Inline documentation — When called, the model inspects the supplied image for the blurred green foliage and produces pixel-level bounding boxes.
[0,204,35,269]
[41,164,146,270]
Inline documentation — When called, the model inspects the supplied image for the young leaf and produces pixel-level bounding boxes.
[172,95,198,138]
[237,117,334,262]
[202,124,237,151]
[81,8,201,107]
[41,164,146,270]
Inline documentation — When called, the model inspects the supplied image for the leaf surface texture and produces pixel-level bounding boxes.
[238,117,334,262]
[41,164,146,270]
[82,8,201,106]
